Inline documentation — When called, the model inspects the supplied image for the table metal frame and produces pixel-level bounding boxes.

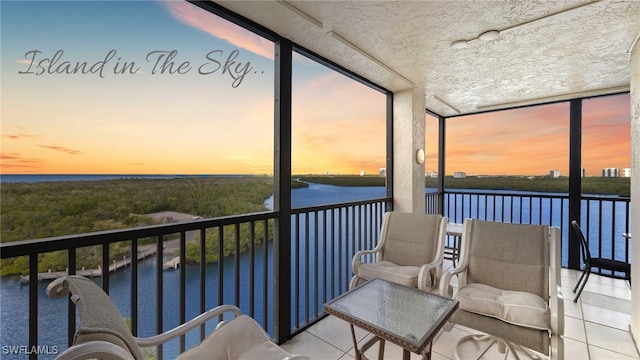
[323,278,459,360]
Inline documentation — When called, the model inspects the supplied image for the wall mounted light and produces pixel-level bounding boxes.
[416,149,425,164]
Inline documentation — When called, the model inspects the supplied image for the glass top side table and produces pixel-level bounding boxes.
[323,278,458,360]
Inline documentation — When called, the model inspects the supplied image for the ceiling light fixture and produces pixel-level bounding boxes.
[450,29,499,49]
[451,0,600,50]
[450,40,469,50]
[478,30,500,41]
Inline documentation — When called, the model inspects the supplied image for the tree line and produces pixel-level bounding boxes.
[0,176,283,275]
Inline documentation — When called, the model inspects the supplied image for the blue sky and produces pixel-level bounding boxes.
[0,1,628,176]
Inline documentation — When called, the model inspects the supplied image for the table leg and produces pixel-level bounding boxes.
[403,349,410,360]
[421,339,433,360]
[349,324,362,360]
[378,340,385,360]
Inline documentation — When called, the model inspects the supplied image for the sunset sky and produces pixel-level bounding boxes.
[1,1,630,177]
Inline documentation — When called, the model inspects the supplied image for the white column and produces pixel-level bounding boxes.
[630,41,640,344]
[392,87,426,213]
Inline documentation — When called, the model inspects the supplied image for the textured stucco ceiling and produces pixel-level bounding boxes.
[214,0,640,117]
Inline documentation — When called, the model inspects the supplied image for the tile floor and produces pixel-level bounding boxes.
[281,262,638,360]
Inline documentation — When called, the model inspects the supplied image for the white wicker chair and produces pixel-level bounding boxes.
[47,275,308,360]
[350,211,448,292]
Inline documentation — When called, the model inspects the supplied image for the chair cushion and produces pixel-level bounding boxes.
[178,315,295,360]
[357,261,426,288]
[457,283,549,330]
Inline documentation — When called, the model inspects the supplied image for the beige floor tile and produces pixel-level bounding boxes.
[564,315,587,342]
[281,331,346,360]
[291,268,637,360]
[561,285,579,301]
[561,268,579,279]
[580,291,632,314]
[585,322,639,358]
[355,334,424,360]
[307,315,368,353]
[563,298,583,319]
[563,337,589,360]
[432,326,475,360]
[588,345,640,360]
[338,353,355,360]
[583,273,631,289]
[582,303,631,331]
[582,281,631,301]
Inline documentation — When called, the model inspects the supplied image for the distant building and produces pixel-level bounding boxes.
[453,172,466,178]
[549,169,560,178]
[427,171,438,178]
[602,168,619,177]
[359,170,366,176]
[622,168,631,178]
[379,168,386,176]
[581,168,586,178]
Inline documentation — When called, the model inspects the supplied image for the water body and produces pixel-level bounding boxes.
[0,180,629,359]
[0,182,386,359]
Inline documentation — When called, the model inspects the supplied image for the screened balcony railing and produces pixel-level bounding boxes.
[426,190,632,277]
[0,197,389,360]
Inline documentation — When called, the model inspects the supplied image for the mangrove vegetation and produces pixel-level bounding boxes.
[1,174,629,275]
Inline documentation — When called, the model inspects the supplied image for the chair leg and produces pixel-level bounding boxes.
[572,268,587,293]
[454,334,498,360]
[573,270,591,302]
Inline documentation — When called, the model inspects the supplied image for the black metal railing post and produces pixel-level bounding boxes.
[568,99,582,270]
[273,37,292,344]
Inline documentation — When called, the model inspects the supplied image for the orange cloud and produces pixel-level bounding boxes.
[3,133,37,141]
[38,145,82,155]
[0,153,45,172]
[161,1,274,59]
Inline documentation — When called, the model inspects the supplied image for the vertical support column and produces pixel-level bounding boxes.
[386,93,394,210]
[568,99,582,270]
[438,116,446,215]
[393,87,426,213]
[273,38,292,344]
[629,40,640,346]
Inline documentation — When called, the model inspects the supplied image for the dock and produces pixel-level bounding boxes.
[163,256,180,270]
[20,247,157,283]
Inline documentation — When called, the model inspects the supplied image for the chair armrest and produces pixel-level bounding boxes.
[55,340,136,360]
[438,263,467,298]
[351,248,382,274]
[419,216,449,292]
[418,258,443,291]
[550,285,564,336]
[135,305,242,347]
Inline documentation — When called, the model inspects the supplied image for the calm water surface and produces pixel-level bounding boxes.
[0,182,385,359]
[0,181,630,359]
